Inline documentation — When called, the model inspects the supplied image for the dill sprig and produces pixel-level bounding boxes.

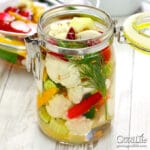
[69,53,107,96]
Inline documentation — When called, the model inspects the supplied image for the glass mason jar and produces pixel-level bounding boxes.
[25,5,115,144]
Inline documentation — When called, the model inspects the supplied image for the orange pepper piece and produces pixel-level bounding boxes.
[95,98,105,109]
[37,88,58,108]
[95,94,110,109]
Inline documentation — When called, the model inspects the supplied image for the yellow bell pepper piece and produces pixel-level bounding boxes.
[0,36,24,46]
[37,88,58,109]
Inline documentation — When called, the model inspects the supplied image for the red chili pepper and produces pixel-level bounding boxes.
[66,27,76,40]
[67,92,102,119]
[101,46,111,62]
[48,51,68,62]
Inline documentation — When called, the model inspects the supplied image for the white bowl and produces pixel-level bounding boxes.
[99,0,142,16]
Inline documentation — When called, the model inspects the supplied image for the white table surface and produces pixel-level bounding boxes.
[0,11,150,150]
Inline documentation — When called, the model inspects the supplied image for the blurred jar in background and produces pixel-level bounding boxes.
[99,0,142,16]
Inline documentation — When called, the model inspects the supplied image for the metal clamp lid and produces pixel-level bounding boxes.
[24,33,42,80]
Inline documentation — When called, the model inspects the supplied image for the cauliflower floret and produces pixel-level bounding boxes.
[68,86,95,104]
[54,32,67,39]
[49,21,69,38]
[45,55,81,88]
[82,87,94,95]
[68,86,83,104]
[65,117,93,135]
[77,30,101,40]
[46,94,72,118]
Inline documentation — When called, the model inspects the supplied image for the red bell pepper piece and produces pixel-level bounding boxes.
[66,27,76,40]
[101,46,111,62]
[87,38,101,46]
[48,51,68,62]
[67,92,102,119]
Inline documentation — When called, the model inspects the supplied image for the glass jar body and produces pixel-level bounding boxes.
[26,5,116,144]
[38,46,115,144]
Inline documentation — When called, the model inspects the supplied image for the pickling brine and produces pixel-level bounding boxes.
[25,5,116,144]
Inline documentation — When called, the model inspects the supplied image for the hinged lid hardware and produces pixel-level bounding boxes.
[115,26,127,44]
[25,33,42,80]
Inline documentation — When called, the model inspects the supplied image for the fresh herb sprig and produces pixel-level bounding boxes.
[69,53,107,96]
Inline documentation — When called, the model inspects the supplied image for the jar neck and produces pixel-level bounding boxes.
[37,5,115,55]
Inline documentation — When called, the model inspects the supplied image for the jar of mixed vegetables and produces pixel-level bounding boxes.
[0,0,46,65]
[25,5,115,144]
